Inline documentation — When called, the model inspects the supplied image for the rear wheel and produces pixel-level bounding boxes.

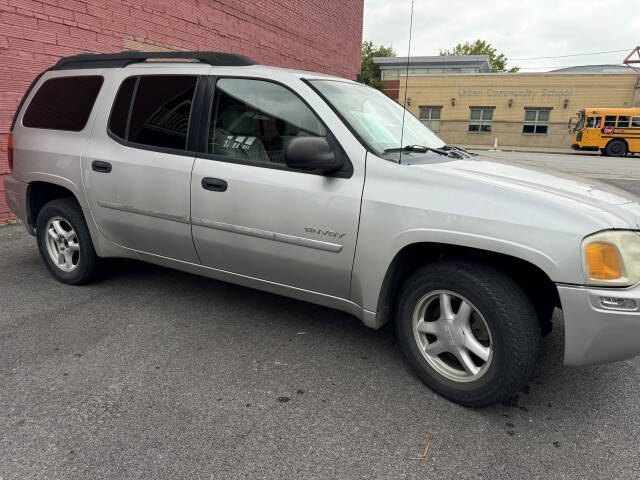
[36,198,102,285]
[395,260,541,407]
[605,139,627,157]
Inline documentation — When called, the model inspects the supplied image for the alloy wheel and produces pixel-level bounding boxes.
[44,216,80,272]
[412,290,493,382]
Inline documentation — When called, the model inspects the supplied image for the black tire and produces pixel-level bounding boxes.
[36,197,102,285]
[395,260,541,407]
[605,139,627,157]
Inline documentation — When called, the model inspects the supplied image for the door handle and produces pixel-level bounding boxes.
[201,177,228,192]
[92,161,112,173]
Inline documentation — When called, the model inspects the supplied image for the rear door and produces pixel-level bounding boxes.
[190,76,366,298]
[82,67,207,262]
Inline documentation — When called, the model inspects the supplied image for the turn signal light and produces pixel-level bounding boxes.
[585,242,622,280]
[7,132,13,171]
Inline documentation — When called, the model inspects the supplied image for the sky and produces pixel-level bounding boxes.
[362,0,640,71]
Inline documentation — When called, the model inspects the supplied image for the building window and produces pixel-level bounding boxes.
[523,109,550,134]
[419,106,441,132]
[381,69,399,81]
[468,108,493,132]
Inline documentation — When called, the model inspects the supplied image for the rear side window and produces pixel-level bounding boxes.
[23,76,103,131]
[109,75,197,151]
[108,77,136,139]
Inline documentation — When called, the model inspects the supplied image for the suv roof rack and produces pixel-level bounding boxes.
[50,51,257,70]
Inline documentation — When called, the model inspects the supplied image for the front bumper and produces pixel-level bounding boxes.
[558,283,640,366]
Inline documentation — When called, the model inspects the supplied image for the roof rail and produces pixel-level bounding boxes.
[50,51,257,70]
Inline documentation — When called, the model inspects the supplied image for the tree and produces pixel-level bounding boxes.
[440,40,519,73]
[361,41,396,89]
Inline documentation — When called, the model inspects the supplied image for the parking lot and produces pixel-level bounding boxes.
[1,152,640,480]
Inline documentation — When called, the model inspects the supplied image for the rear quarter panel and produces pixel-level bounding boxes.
[10,68,111,209]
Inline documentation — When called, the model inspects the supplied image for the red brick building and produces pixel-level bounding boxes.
[0,0,364,223]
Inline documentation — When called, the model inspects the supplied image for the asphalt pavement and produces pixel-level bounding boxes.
[1,152,640,479]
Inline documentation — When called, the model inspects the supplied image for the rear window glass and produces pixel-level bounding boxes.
[23,76,103,131]
[109,75,197,151]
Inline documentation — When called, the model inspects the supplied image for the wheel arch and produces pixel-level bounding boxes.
[374,242,560,332]
[26,180,83,233]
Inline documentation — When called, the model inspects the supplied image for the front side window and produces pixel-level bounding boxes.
[469,108,493,132]
[618,116,630,128]
[309,80,445,155]
[419,106,442,132]
[23,75,103,131]
[210,78,326,165]
[523,109,550,134]
[604,115,617,127]
[586,116,601,128]
[109,75,197,151]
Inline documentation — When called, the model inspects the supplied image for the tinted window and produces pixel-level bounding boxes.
[127,75,197,150]
[23,76,103,131]
[210,78,326,165]
[108,77,136,139]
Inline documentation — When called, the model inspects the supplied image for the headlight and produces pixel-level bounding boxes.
[582,231,640,286]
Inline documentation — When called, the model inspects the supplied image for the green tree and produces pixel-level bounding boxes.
[440,40,519,72]
[361,41,396,89]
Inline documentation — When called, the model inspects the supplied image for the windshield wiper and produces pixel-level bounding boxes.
[442,144,477,157]
[383,145,450,156]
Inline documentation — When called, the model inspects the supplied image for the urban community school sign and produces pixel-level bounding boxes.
[457,88,572,99]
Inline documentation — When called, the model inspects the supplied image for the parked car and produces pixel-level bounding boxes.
[5,51,640,407]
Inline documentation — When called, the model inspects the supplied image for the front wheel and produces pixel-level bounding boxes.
[395,260,541,407]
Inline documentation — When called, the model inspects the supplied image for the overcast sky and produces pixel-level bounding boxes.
[362,0,640,71]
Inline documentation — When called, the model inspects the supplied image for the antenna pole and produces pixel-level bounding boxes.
[399,1,414,164]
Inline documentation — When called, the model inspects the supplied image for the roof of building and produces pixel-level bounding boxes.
[549,64,636,73]
[373,55,491,71]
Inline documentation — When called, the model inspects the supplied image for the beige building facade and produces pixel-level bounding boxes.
[395,72,640,149]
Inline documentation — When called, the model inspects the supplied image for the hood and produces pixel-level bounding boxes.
[411,153,640,229]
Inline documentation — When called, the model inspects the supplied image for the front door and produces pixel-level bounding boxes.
[83,70,205,263]
[584,115,602,146]
[190,77,365,298]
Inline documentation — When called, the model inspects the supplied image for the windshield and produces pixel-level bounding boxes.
[310,80,445,155]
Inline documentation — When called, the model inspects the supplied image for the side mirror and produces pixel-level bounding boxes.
[284,137,344,173]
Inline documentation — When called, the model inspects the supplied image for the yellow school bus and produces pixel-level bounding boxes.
[571,107,640,156]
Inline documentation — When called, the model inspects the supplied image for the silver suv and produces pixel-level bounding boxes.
[5,51,640,407]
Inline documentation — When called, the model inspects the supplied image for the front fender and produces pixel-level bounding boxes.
[350,227,566,319]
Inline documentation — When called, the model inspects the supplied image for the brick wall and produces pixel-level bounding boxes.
[0,0,364,223]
